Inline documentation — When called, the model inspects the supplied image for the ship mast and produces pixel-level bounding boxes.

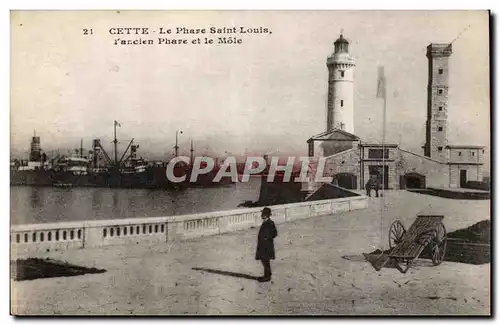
[174,130,183,157]
[190,139,194,166]
[113,121,119,167]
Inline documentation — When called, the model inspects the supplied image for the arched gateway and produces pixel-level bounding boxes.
[401,172,426,189]
[333,172,358,189]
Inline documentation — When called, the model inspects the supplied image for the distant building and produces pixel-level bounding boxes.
[306,35,485,190]
[29,131,42,162]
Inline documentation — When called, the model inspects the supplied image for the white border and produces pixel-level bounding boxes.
[3,1,498,324]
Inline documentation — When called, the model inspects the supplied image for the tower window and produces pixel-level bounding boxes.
[340,71,345,78]
[458,152,462,156]
[482,149,485,154]
[341,100,344,107]
[438,68,443,74]
[438,106,443,111]
[438,126,443,131]
[438,146,443,151]
[438,89,443,94]
[471,151,475,156]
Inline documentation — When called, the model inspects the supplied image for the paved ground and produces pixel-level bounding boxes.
[11,191,490,315]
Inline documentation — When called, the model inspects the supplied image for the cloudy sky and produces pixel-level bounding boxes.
[10,10,490,169]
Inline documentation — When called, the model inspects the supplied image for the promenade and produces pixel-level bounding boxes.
[11,191,490,315]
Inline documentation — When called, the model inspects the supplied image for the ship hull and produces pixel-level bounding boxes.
[10,166,236,189]
[10,170,53,186]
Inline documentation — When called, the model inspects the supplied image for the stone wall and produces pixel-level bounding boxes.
[11,195,368,257]
[448,148,482,164]
[306,145,484,190]
[397,149,449,188]
[322,141,356,157]
[448,164,483,187]
[323,148,361,188]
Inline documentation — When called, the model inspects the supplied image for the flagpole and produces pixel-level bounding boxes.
[381,79,386,250]
[376,66,387,253]
[382,80,387,197]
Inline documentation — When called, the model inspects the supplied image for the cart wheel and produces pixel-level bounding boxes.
[431,222,447,266]
[389,220,406,250]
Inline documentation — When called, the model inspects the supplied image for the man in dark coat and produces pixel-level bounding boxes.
[365,179,372,197]
[255,207,278,282]
[365,176,381,197]
[372,177,381,197]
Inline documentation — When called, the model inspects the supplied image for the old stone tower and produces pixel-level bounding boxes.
[424,43,452,161]
[326,34,356,133]
[306,38,485,193]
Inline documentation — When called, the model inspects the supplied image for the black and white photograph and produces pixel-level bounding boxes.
[9,10,491,315]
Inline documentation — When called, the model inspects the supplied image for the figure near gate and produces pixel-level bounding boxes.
[365,175,381,197]
[255,207,278,282]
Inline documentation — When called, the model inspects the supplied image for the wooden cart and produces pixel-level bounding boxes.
[368,215,447,273]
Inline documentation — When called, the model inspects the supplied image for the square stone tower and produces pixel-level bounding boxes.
[424,43,452,162]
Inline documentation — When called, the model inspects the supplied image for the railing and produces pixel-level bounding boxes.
[11,195,368,256]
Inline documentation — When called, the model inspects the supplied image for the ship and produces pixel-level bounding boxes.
[10,123,235,189]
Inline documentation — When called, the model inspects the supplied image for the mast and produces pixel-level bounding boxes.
[80,138,83,158]
[113,121,118,166]
[113,120,122,166]
[174,130,182,158]
[175,131,179,157]
[190,139,194,166]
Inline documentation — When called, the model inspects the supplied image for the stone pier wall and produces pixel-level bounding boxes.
[11,195,368,256]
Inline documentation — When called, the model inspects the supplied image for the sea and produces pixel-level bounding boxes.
[10,177,261,225]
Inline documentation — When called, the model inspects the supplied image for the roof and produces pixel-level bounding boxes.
[426,43,452,57]
[360,143,399,148]
[308,128,360,142]
[334,34,349,44]
[447,162,483,166]
[398,148,445,164]
[445,145,485,149]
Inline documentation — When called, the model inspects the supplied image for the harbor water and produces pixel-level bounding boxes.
[10,177,261,225]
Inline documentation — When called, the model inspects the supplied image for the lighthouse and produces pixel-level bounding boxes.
[326,33,356,133]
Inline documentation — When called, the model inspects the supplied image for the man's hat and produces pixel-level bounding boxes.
[261,207,272,216]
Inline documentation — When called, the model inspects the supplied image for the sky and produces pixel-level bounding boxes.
[10,10,490,170]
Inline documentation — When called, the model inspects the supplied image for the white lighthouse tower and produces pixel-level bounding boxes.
[326,33,356,133]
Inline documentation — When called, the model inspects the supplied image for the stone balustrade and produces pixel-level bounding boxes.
[11,195,367,256]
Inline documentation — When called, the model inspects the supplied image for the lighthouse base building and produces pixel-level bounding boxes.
[307,129,484,190]
[306,38,485,191]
